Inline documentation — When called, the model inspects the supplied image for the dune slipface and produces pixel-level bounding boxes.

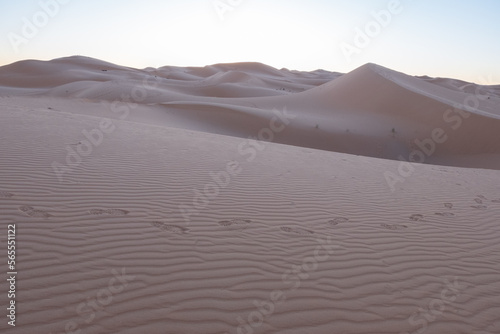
[0,56,499,334]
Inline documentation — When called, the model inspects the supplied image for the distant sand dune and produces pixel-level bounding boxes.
[1,56,497,168]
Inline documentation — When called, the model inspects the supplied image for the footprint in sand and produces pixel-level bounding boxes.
[474,198,484,204]
[0,191,14,198]
[381,223,407,230]
[105,209,129,216]
[280,226,314,235]
[88,209,129,216]
[444,203,453,209]
[491,199,500,204]
[217,219,251,231]
[18,205,51,218]
[478,195,487,200]
[150,222,189,234]
[327,217,349,226]
[471,205,488,210]
[435,212,455,217]
[409,214,424,222]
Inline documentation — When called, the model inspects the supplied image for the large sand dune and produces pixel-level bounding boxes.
[0,56,499,334]
[1,56,498,168]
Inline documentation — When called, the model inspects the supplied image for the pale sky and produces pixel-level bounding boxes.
[1,0,499,84]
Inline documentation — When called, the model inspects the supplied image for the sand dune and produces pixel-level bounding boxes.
[1,56,498,168]
[0,56,499,334]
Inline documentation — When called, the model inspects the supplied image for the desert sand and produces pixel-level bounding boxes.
[0,56,499,334]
